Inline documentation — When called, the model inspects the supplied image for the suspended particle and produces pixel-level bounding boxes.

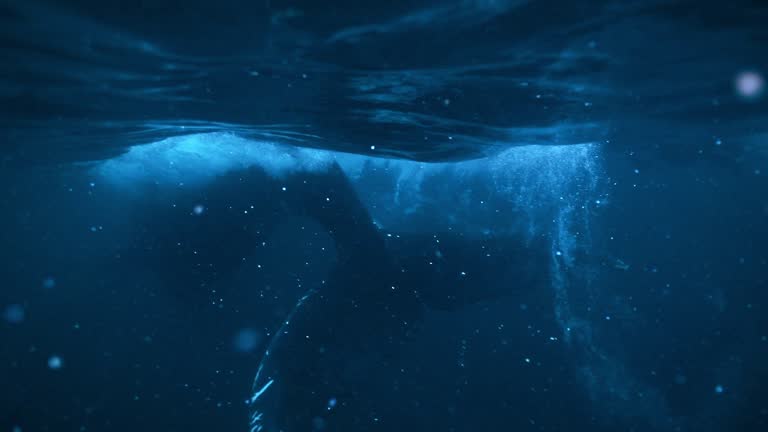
[3,304,25,324]
[233,328,262,352]
[42,277,56,289]
[48,355,63,370]
[735,70,764,100]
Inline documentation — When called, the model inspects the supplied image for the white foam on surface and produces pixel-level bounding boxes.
[97,132,335,187]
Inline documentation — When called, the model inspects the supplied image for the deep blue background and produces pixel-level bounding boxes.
[1,1,767,431]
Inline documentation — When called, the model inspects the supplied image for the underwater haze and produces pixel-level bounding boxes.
[1,1,767,431]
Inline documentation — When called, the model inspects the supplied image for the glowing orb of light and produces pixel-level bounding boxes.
[47,355,63,370]
[734,70,764,100]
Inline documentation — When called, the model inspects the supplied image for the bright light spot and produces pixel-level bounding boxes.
[370,145,376,150]
[48,355,63,370]
[715,384,724,394]
[735,71,764,99]
[3,304,25,324]
[327,397,337,410]
[192,204,205,215]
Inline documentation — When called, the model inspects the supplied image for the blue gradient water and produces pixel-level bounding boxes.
[1,1,767,431]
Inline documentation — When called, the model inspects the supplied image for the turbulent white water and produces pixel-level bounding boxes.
[97,133,335,187]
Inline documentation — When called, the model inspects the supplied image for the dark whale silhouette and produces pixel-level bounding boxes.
[127,161,548,431]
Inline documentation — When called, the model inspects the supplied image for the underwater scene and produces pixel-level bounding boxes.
[1,1,767,431]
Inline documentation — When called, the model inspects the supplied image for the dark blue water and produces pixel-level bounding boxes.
[1,1,767,431]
